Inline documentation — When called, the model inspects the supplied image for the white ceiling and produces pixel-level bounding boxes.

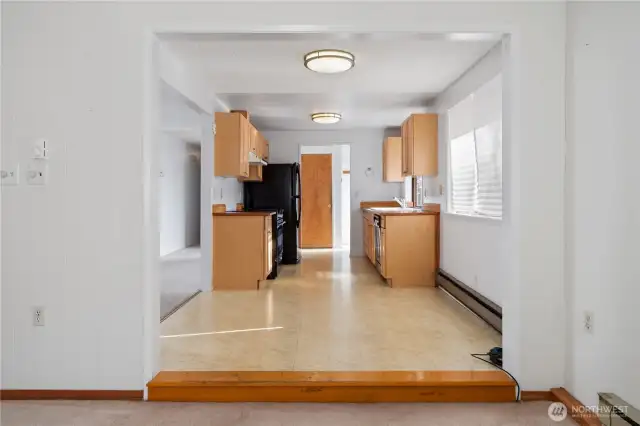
[160,33,499,131]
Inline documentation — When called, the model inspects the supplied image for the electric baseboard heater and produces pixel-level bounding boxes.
[436,269,502,333]
[599,393,640,426]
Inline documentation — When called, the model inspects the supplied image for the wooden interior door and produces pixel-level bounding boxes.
[300,154,333,248]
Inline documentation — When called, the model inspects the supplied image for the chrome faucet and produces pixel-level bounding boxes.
[393,197,408,209]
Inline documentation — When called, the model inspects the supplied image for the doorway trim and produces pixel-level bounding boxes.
[142,21,566,397]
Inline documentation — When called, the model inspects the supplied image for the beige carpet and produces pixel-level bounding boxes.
[1,401,572,425]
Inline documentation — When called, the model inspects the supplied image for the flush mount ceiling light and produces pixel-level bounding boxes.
[304,49,355,73]
[311,112,342,124]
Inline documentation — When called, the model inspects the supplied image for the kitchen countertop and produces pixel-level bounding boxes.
[213,211,276,216]
[362,208,439,216]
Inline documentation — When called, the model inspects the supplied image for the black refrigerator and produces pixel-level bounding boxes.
[244,163,301,264]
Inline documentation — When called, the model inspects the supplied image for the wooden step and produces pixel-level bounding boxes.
[147,371,516,403]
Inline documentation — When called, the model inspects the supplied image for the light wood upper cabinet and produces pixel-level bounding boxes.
[250,124,259,157]
[383,137,404,182]
[261,133,270,162]
[401,113,438,177]
[239,165,263,182]
[214,112,250,178]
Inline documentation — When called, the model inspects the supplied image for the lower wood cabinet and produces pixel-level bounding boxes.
[382,214,437,287]
[212,213,273,290]
[361,209,438,287]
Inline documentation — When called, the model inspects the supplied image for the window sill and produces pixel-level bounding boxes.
[442,211,502,222]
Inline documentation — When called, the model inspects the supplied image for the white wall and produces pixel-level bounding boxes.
[341,145,351,247]
[158,85,202,256]
[1,1,566,393]
[158,136,200,255]
[565,2,640,408]
[265,130,403,256]
[432,43,504,304]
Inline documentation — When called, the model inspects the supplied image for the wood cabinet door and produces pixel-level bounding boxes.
[363,217,370,260]
[263,137,269,161]
[406,116,414,176]
[380,228,387,277]
[250,124,259,157]
[383,137,403,182]
[412,114,438,176]
[240,117,250,177]
[300,154,333,248]
[401,120,410,176]
[264,222,273,279]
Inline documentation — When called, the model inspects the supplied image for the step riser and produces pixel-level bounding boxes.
[148,385,516,403]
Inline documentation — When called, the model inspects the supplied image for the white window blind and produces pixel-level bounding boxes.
[450,132,477,214]
[475,120,502,217]
[447,74,502,218]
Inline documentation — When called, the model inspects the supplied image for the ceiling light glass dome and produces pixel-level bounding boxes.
[304,50,355,73]
[311,113,342,124]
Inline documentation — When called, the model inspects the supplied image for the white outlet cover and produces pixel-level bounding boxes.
[27,163,48,185]
[584,311,594,333]
[1,165,20,186]
[33,306,45,326]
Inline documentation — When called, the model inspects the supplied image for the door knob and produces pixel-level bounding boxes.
[328,204,331,208]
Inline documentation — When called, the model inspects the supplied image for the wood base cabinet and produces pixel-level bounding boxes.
[361,209,438,287]
[212,214,273,290]
[383,215,437,287]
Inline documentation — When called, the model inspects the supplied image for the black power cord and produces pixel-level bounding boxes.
[471,350,521,401]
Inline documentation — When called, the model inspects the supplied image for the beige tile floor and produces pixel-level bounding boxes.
[1,401,571,425]
[160,249,501,371]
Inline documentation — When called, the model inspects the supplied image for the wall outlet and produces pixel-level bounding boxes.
[1,165,20,186]
[584,311,594,333]
[27,163,48,185]
[33,306,45,326]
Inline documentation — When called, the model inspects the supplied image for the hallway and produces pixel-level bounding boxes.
[160,246,202,321]
[160,249,500,371]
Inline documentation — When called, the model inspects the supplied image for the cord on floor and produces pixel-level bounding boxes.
[471,353,521,401]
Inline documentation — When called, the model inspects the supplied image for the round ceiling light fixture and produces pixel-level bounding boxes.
[304,49,355,73]
[311,112,342,124]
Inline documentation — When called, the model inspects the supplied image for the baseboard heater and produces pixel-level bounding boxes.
[600,393,640,426]
[436,269,502,333]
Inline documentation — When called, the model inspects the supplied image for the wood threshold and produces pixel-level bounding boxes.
[521,390,553,401]
[551,387,602,426]
[147,370,516,403]
[0,389,144,401]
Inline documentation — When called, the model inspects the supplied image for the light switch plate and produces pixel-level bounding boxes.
[1,165,20,185]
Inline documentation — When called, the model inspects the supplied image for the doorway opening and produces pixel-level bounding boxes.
[158,82,203,321]
[149,31,508,401]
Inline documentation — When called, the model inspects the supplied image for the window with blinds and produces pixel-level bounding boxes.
[447,74,502,218]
